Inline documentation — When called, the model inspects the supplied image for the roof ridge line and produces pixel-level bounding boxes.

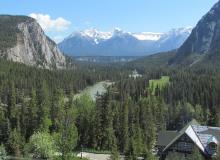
[191,124,209,155]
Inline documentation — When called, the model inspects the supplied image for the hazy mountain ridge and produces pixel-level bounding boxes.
[0,15,66,69]
[59,27,192,57]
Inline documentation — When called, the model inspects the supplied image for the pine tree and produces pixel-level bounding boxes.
[36,82,51,132]
[194,104,205,124]
[142,98,156,150]
[75,94,95,147]
[0,104,8,143]
[110,135,119,160]
[120,100,129,153]
[50,89,63,132]
[26,89,38,138]
[93,94,104,150]
[7,82,17,129]
[54,93,78,160]
[93,93,114,150]
[7,128,24,157]
[126,136,136,160]
[133,125,144,156]
[19,98,28,140]
[103,94,115,150]
[213,106,220,127]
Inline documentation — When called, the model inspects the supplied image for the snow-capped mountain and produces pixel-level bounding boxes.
[59,27,193,56]
[153,27,193,53]
[68,28,112,44]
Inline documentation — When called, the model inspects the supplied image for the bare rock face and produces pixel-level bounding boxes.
[173,1,220,65]
[0,15,66,69]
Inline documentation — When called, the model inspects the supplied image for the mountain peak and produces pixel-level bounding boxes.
[69,28,112,44]
[113,27,123,34]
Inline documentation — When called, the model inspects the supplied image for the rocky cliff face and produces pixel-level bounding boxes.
[173,0,220,65]
[0,15,66,69]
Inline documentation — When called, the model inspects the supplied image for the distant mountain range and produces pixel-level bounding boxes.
[2,0,220,70]
[58,27,192,57]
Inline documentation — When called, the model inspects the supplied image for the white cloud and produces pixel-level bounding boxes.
[29,13,71,32]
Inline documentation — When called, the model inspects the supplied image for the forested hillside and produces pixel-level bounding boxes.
[1,56,220,159]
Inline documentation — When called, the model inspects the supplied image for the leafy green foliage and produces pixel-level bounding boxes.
[27,131,57,159]
[144,150,158,160]
[0,144,7,160]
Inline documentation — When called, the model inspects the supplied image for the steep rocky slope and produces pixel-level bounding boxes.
[173,0,220,65]
[0,15,66,69]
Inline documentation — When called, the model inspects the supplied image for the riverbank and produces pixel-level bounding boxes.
[74,81,114,101]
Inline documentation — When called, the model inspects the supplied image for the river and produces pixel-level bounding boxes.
[74,81,113,101]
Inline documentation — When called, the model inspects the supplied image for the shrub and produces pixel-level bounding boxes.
[27,132,57,159]
[0,144,7,160]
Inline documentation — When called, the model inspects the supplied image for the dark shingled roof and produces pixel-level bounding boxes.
[157,130,178,146]
[157,119,220,157]
[157,119,200,147]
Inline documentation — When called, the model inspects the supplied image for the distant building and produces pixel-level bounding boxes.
[157,119,220,160]
[129,69,142,79]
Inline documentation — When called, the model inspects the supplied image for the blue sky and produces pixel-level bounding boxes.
[0,0,218,42]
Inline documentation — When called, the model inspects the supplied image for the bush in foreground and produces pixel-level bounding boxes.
[0,144,7,160]
[26,132,57,159]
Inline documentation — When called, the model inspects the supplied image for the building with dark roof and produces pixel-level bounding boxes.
[157,119,220,160]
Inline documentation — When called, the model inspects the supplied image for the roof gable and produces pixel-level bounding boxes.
[162,119,205,153]
[157,131,178,146]
[157,119,220,157]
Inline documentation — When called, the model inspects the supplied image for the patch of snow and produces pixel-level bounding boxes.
[133,32,164,41]
[68,27,192,42]
[68,28,112,44]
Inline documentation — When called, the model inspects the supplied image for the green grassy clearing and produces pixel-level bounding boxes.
[149,76,170,95]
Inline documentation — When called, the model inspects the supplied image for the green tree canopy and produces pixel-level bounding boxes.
[27,131,57,159]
